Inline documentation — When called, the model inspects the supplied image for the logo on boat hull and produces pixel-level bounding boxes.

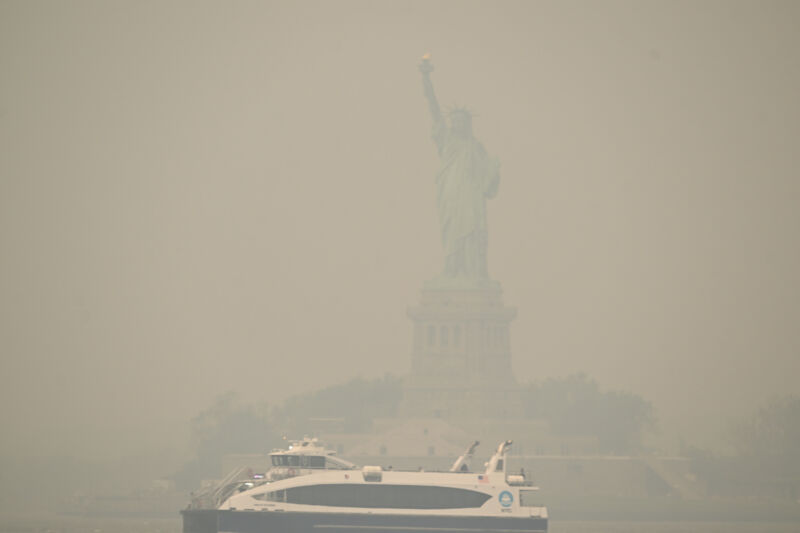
[499,490,513,507]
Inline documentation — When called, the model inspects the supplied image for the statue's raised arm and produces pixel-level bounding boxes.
[419,55,446,151]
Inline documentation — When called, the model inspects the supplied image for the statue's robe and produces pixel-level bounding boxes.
[432,121,499,279]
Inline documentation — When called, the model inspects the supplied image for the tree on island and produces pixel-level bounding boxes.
[731,395,800,460]
[173,376,402,487]
[272,374,403,435]
[524,373,656,455]
[173,392,277,489]
[687,395,800,501]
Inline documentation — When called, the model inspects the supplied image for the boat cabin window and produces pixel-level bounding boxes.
[302,456,325,468]
[271,455,325,468]
[258,484,491,509]
[272,455,299,467]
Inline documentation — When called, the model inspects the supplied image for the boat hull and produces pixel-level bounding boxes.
[182,509,219,533]
[182,509,547,533]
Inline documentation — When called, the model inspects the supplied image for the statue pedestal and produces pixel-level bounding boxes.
[401,282,523,419]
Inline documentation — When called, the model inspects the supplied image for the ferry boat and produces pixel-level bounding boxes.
[182,438,548,533]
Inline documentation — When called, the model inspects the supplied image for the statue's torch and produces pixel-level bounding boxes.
[419,53,434,75]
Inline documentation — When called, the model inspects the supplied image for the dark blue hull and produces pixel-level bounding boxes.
[182,509,547,533]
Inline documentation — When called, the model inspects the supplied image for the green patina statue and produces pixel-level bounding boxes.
[420,55,500,285]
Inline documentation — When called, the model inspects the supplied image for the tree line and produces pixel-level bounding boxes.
[687,395,800,501]
[174,373,653,488]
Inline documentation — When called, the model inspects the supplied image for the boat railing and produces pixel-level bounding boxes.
[189,466,260,509]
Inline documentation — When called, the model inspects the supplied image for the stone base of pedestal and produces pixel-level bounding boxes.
[401,283,524,419]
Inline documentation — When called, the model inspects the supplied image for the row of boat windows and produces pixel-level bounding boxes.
[253,484,492,509]
[271,456,327,468]
[425,325,507,348]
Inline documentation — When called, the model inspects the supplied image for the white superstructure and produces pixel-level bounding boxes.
[183,438,548,533]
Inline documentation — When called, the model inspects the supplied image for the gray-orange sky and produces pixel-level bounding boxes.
[1,0,799,460]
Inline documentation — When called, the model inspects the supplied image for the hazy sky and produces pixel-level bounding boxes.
[1,0,799,460]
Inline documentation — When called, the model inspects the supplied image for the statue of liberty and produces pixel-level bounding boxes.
[419,55,500,283]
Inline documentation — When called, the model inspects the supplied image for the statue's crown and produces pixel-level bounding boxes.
[445,105,477,118]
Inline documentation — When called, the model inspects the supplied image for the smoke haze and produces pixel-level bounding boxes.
[1,0,799,467]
